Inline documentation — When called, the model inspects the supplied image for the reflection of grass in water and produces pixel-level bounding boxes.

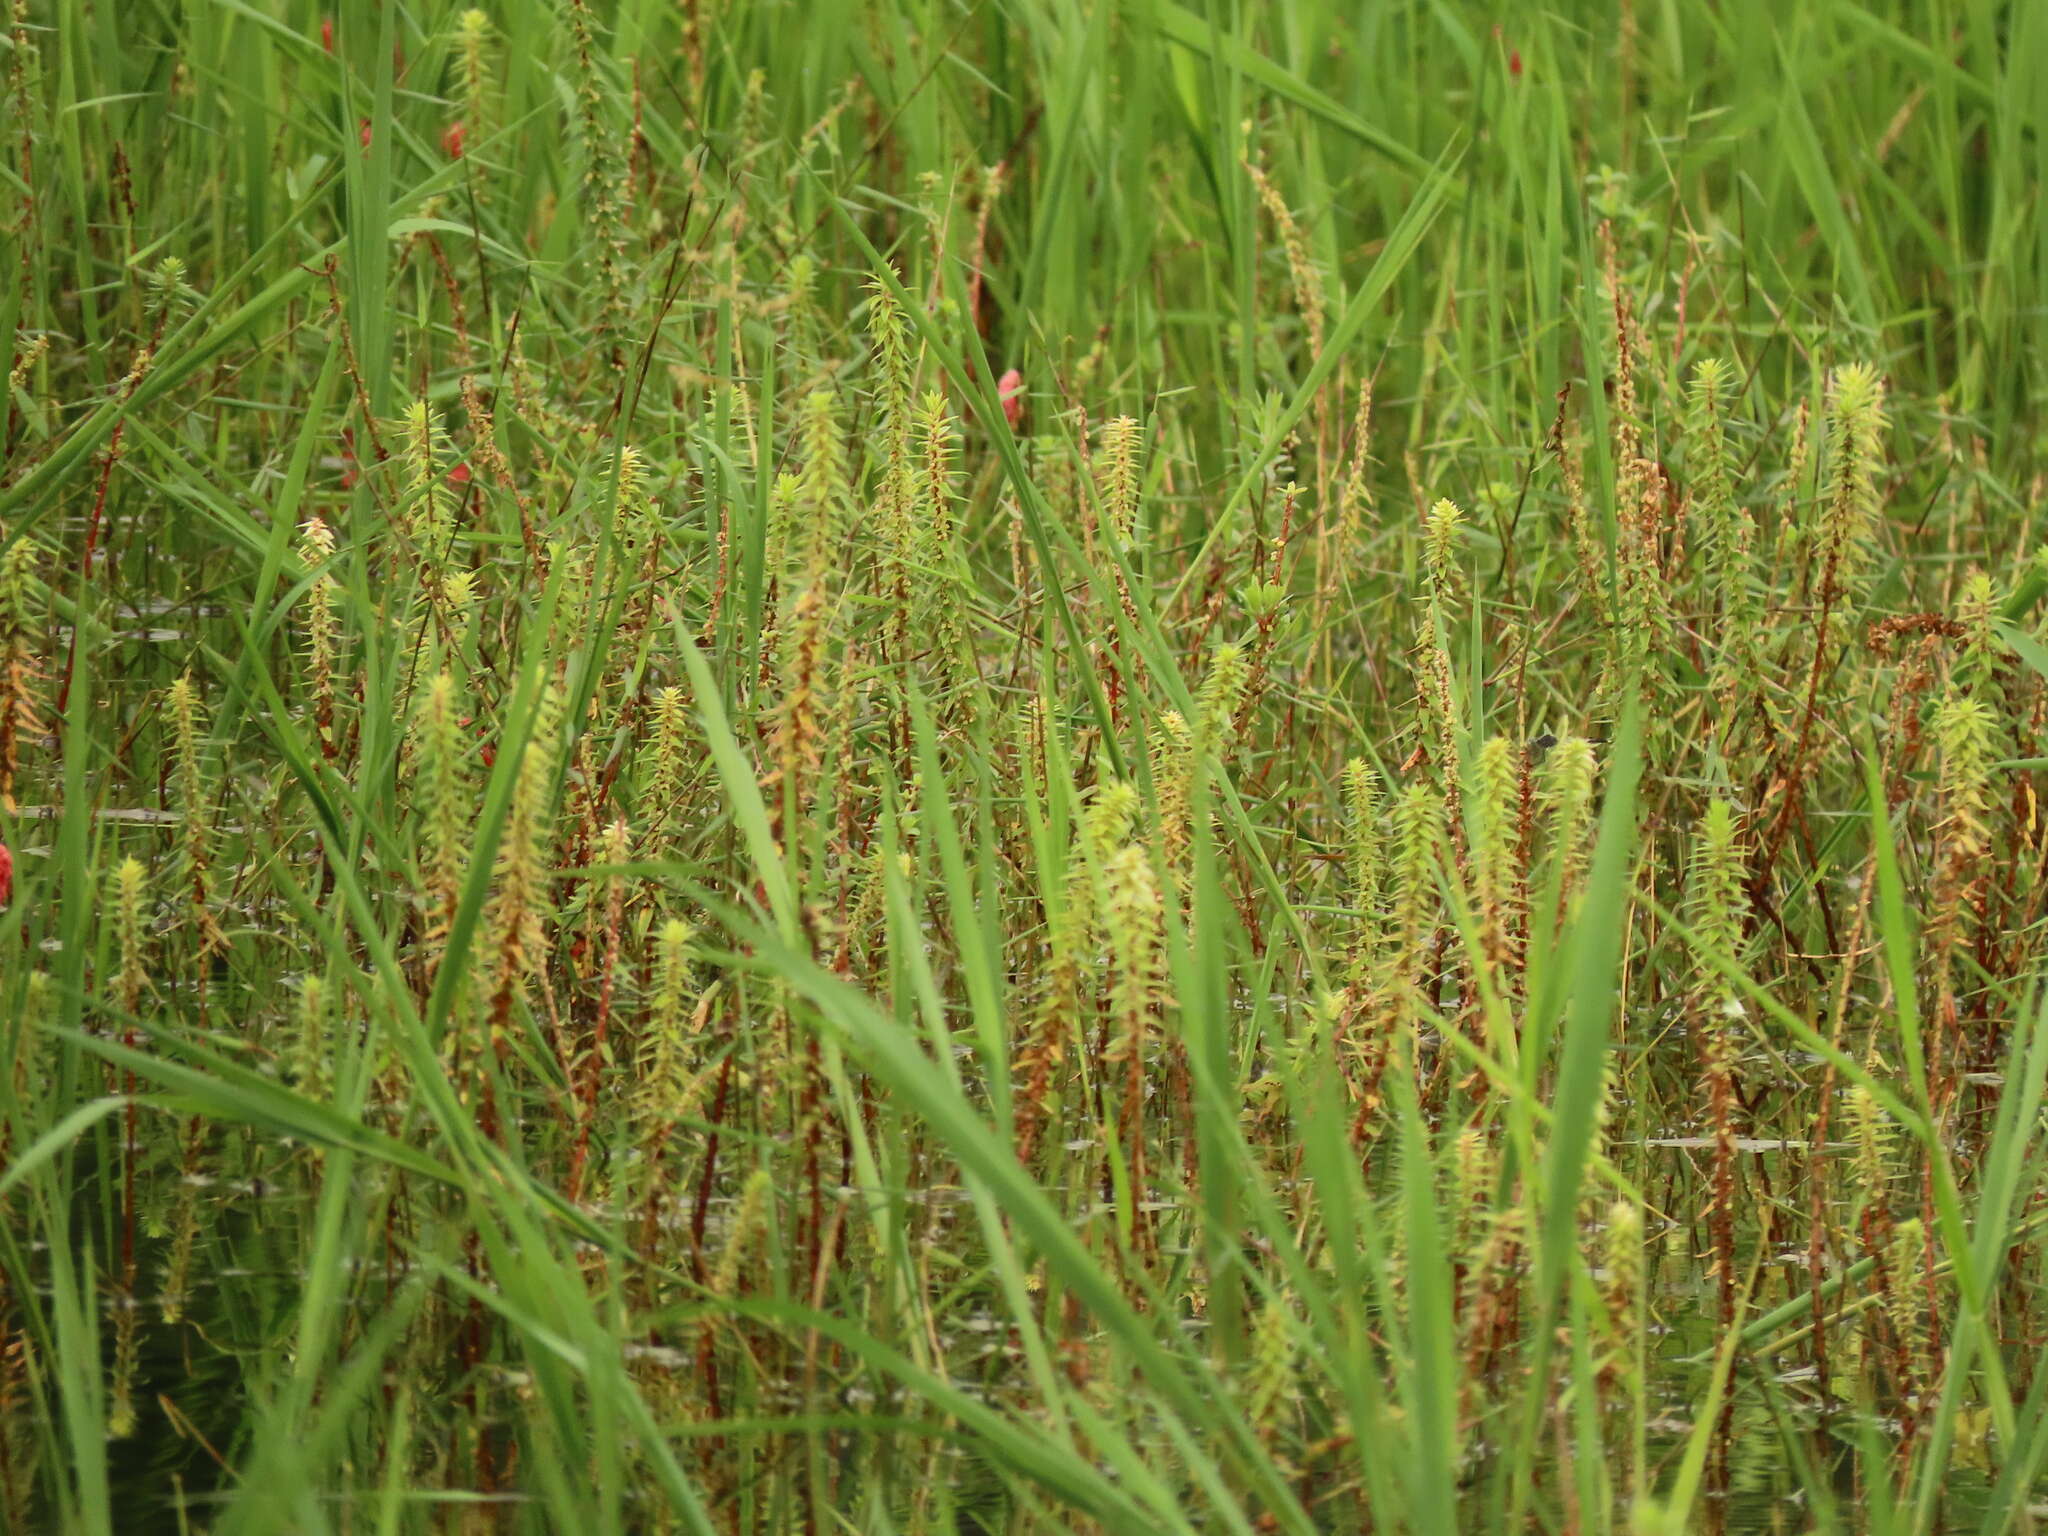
[7,0,2048,1530]
[92,1177,310,1530]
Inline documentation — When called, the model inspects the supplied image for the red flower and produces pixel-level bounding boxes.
[461,715,496,769]
[359,117,374,151]
[997,367,1025,430]
[1509,48,1523,78]
[447,462,472,486]
[320,16,334,53]
[443,120,466,159]
[0,841,13,909]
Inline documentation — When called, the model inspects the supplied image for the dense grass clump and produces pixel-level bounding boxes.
[6,1,2048,1531]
